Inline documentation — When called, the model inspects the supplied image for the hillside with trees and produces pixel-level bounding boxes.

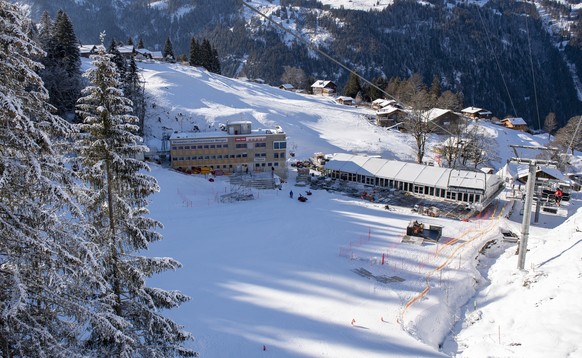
[16,0,582,128]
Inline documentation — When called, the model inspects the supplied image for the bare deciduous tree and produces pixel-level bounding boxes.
[280,66,307,90]
[543,112,557,140]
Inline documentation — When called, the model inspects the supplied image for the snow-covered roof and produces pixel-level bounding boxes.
[325,153,498,191]
[336,96,354,101]
[423,108,452,122]
[311,80,335,88]
[461,106,483,114]
[79,44,96,53]
[372,99,396,108]
[118,45,135,54]
[516,166,570,183]
[279,84,294,89]
[377,106,403,115]
[502,117,527,126]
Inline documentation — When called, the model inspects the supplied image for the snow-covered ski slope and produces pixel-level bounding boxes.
[138,61,582,357]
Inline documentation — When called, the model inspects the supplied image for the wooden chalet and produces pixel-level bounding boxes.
[336,96,354,105]
[501,117,528,131]
[311,80,337,96]
[423,108,465,134]
[461,106,492,120]
[376,106,407,127]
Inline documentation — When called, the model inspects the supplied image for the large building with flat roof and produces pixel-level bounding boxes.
[324,153,504,211]
[169,121,287,179]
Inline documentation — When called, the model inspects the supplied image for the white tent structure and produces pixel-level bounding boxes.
[324,153,505,211]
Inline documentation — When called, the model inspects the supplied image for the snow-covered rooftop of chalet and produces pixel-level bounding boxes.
[372,99,397,107]
[336,96,354,101]
[377,106,403,115]
[517,166,571,183]
[502,117,528,126]
[423,108,452,121]
[461,106,483,114]
[117,45,135,54]
[311,80,334,88]
[325,153,498,191]
[78,44,96,53]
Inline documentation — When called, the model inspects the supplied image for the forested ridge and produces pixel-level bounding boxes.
[18,0,582,127]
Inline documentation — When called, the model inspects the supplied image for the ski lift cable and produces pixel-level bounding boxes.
[476,5,518,118]
[240,0,393,101]
[524,2,542,131]
[239,0,459,138]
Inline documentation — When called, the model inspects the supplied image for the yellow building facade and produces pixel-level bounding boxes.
[169,121,287,179]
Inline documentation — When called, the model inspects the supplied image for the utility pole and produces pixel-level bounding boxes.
[509,145,558,270]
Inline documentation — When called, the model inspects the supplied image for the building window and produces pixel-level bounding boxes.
[256,142,266,148]
[210,145,215,148]
[242,154,248,158]
[230,154,235,158]
[274,162,279,166]
[236,143,247,149]
[171,146,177,150]
[273,141,286,150]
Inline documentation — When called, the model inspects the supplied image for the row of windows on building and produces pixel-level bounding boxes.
[178,162,282,170]
[173,152,286,161]
[172,141,286,151]
[328,171,482,203]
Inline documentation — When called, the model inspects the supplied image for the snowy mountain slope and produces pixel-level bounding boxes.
[141,61,558,170]
[139,60,582,357]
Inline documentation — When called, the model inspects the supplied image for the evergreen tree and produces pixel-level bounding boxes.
[200,38,213,71]
[137,36,144,49]
[41,9,82,120]
[343,71,361,98]
[189,37,200,67]
[37,10,52,49]
[126,36,133,46]
[163,36,175,61]
[124,56,146,134]
[0,3,100,356]
[210,47,221,74]
[107,38,126,82]
[74,38,195,357]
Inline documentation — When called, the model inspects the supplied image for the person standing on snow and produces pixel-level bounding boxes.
[290,190,293,198]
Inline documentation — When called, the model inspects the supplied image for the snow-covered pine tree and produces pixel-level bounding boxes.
[163,36,175,61]
[74,36,196,357]
[108,38,126,82]
[0,3,104,357]
[37,10,52,50]
[41,9,82,120]
[124,56,146,134]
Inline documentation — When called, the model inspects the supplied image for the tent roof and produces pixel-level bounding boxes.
[325,154,499,191]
